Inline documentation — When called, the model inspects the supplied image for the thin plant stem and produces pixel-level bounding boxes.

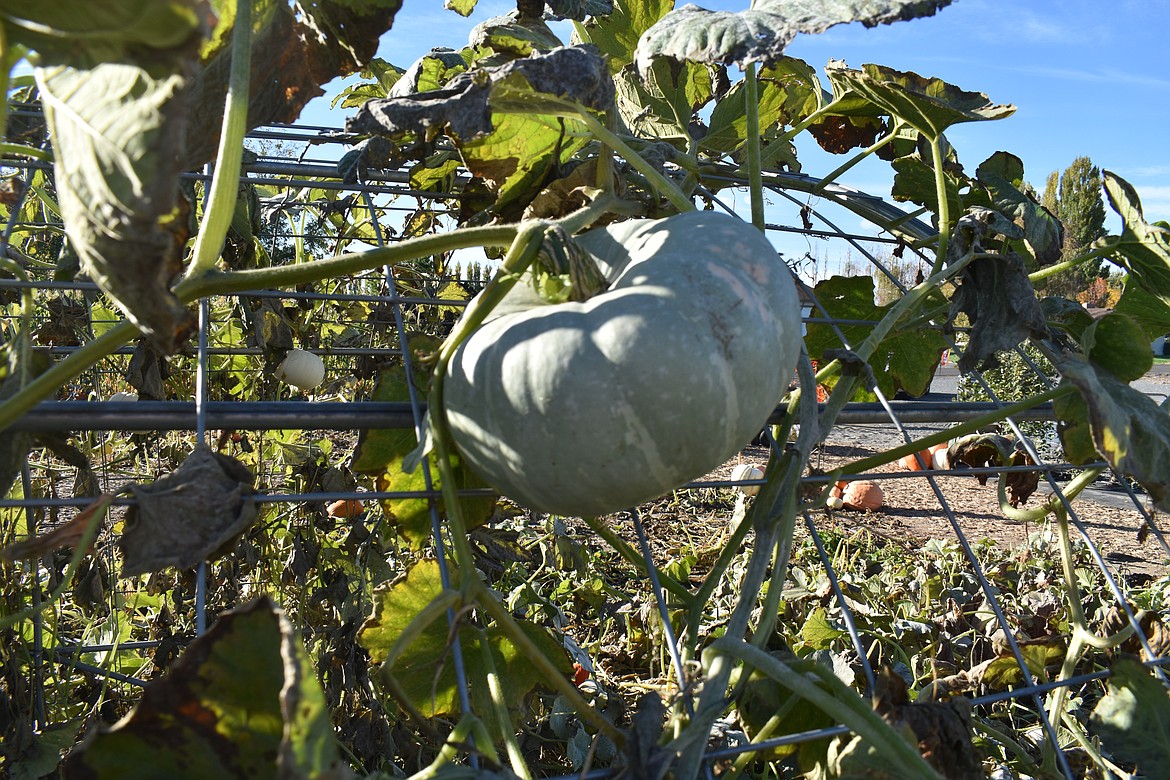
[759,95,852,168]
[929,134,951,273]
[184,0,252,282]
[1028,242,1117,284]
[573,110,694,213]
[812,122,903,195]
[743,63,765,231]
[580,515,694,605]
[478,628,532,780]
[1,493,114,630]
[714,639,943,780]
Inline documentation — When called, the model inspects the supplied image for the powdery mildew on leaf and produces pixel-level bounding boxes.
[945,209,1048,373]
[636,0,953,70]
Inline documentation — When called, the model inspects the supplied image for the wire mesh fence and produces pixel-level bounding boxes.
[1,117,1167,778]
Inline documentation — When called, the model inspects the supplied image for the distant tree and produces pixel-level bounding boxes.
[1039,156,1108,296]
[1043,157,1107,266]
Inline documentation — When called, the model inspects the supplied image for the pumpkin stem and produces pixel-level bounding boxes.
[532,225,609,303]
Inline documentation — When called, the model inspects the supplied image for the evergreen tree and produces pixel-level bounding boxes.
[1042,157,1106,262]
[1039,156,1108,294]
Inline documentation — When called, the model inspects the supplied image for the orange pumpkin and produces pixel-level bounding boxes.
[326,499,364,519]
[897,448,934,472]
[840,480,884,511]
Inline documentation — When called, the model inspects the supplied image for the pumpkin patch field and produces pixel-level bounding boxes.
[2,3,1170,779]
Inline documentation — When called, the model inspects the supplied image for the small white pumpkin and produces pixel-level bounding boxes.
[730,463,764,496]
[277,349,325,390]
[107,392,139,402]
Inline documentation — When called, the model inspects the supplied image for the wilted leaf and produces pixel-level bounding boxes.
[62,597,341,779]
[1,493,112,563]
[804,275,948,399]
[359,560,570,720]
[1090,658,1170,773]
[946,433,1010,482]
[807,113,883,155]
[1053,353,1170,511]
[620,692,673,780]
[974,151,1063,268]
[1100,171,1170,307]
[184,0,403,167]
[348,45,613,142]
[945,209,1048,372]
[636,0,953,70]
[120,445,257,575]
[824,62,1013,140]
[869,666,982,780]
[37,63,197,353]
[545,0,614,20]
[469,13,563,57]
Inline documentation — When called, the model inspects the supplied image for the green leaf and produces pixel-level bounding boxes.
[349,46,612,141]
[458,111,591,219]
[1081,312,1152,382]
[891,154,962,218]
[445,0,477,16]
[347,46,611,217]
[700,63,816,159]
[376,451,495,549]
[801,607,845,650]
[613,58,715,145]
[945,210,1048,373]
[1115,274,1170,340]
[62,598,341,779]
[636,0,954,69]
[1053,353,1170,511]
[1101,171,1170,307]
[360,560,571,720]
[468,15,563,58]
[804,275,948,399]
[1090,658,1170,773]
[409,152,463,192]
[824,62,1014,140]
[735,656,837,768]
[0,1,204,69]
[974,151,1063,268]
[351,348,435,474]
[582,0,672,73]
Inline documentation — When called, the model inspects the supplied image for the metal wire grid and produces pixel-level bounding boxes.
[0,120,1165,777]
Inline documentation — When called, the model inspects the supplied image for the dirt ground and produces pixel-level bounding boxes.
[720,424,1170,582]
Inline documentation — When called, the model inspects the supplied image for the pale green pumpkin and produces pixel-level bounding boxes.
[444,211,802,516]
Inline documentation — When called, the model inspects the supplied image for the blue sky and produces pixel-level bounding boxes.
[301,1,1170,271]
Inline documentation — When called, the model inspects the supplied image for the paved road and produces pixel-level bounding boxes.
[928,362,1170,404]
